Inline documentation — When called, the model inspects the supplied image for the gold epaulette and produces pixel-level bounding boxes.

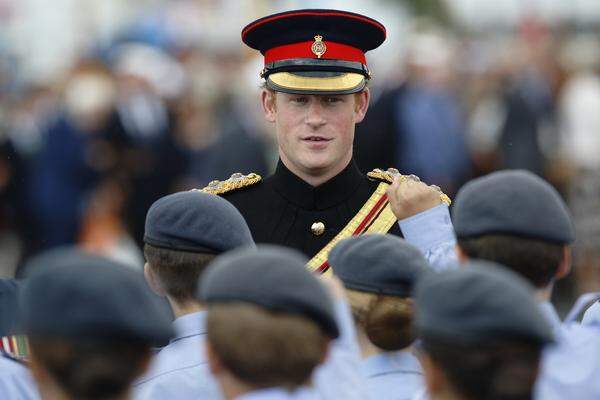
[367,167,400,184]
[367,167,451,206]
[199,172,262,195]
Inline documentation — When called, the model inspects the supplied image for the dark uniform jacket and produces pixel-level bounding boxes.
[221,159,401,258]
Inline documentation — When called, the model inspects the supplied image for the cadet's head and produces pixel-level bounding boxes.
[452,170,575,288]
[330,235,430,351]
[143,190,254,305]
[197,246,338,393]
[243,9,385,178]
[414,261,554,400]
[20,252,172,400]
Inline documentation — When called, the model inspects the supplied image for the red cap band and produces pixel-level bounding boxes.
[264,40,366,65]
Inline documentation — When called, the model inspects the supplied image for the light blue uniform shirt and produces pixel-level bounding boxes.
[133,311,220,399]
[536,294,600,400]
[536,323,600,399]
[313,300,372,400]
[361,350,424,400]
[398,204,458,271]
[0,354,40,400]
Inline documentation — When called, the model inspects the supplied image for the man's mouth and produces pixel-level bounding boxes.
[302,136,332,142]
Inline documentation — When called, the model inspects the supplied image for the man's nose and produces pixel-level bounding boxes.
[305,101,327,129]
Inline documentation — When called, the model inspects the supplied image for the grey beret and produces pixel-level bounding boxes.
[21,252,173,343]
[144,190,254,253]
[453,170,574,244]
[198,245,339,338]
[329,234,430,296]
[414,260,554,344]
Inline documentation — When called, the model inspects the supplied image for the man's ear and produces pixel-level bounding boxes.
[353,87,370,123]
[144,263,166,297]
[555,245,572,280]
[455,244,469,264]
[261,89,277,123]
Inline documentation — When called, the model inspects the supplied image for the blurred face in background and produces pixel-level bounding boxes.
[64,65,116,132]
[261,90,369,181]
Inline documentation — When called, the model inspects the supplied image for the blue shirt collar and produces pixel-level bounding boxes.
[171,311,207,343]
[360,350,422,378]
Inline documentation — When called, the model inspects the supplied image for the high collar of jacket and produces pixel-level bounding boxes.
[271,159,364,210]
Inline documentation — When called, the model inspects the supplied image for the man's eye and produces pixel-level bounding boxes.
[291,97,308,104]
[324,97,342,104]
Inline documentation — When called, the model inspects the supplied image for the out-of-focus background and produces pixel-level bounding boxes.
[0,0,599,308]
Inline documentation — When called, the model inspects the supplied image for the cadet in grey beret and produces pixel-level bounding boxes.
[197,245,343,398]
[452,169,574,244]
[329,234,430,296]
[20,253,172,400]
[414,260,553,400]
[21,253,172,343]
[452,170,574,331]
[199,245,337,338]
[415,260,553,343]
[136,190,255,400]
[329,234,430,400]
[144,190,254,253]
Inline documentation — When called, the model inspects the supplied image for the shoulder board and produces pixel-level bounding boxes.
[199,172,262,195]
[366,167,401,184]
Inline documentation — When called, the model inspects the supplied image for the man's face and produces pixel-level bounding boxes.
[262,90,369,178]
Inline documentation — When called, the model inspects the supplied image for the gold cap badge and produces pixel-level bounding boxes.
[311,35,327,58]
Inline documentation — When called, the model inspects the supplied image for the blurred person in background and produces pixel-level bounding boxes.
[169,48,270,190]
[2,85,58,271]
[496,24,558,177]
[354,26,472,196]
[329,235,429,400]
[0,138,27,276]
[110,43,185,249]
[557,35,600,295]
[28,61,120,251]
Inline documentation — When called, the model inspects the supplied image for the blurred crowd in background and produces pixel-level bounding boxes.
[0,0,599,307]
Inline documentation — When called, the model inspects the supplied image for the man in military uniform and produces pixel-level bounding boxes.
[202,9,451,272]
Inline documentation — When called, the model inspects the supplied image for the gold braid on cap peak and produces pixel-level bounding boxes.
[197,172,262,195]
[367,168,451,205]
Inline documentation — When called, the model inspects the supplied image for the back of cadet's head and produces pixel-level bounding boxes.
[198,245,338,390]
[329,234,430,351]
[452,170,575,288]
[414,260,553,400]
[143,190,254,303]
[20,251,172,400]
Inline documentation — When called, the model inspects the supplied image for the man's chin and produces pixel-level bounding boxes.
[299,159,334,174]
